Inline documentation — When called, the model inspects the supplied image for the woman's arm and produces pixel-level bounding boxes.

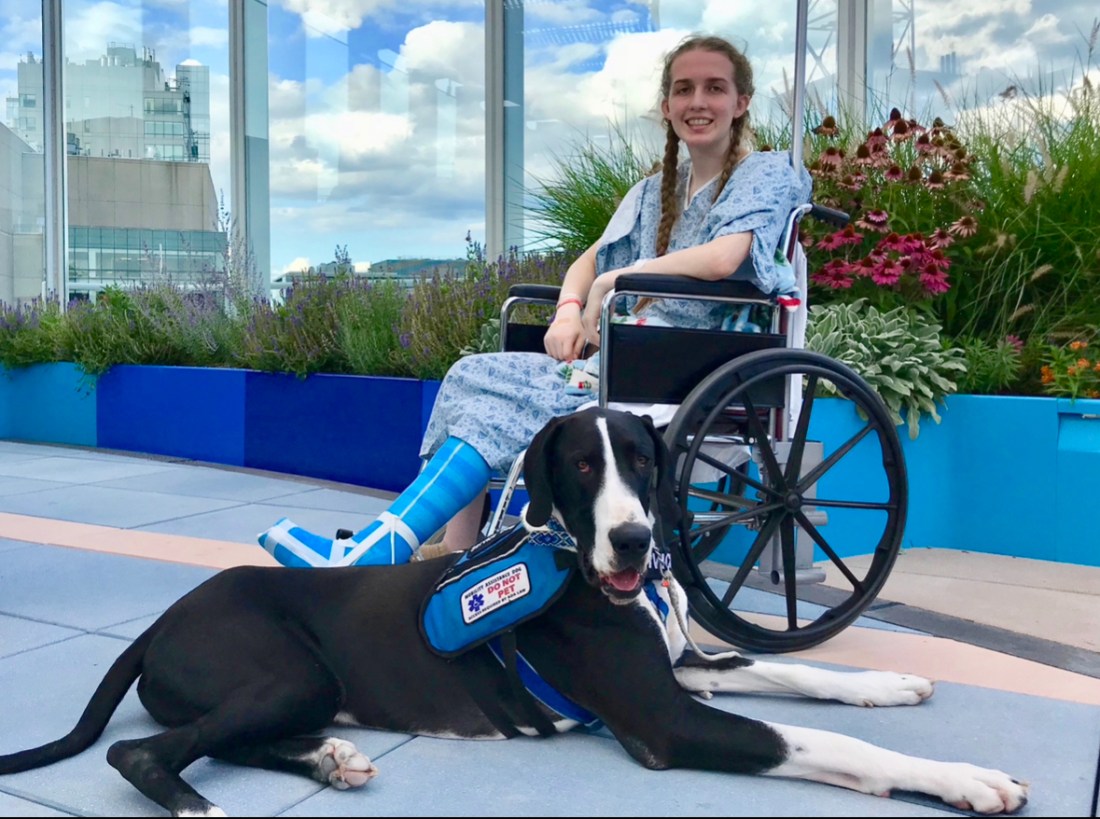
[543,242,599,361]
[581,231,753,343]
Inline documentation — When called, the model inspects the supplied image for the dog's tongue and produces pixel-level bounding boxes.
[607,569,641,592]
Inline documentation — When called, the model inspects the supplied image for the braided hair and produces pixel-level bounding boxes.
[654,36,755,257]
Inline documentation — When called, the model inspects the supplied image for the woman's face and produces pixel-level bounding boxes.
[660,49,750,159]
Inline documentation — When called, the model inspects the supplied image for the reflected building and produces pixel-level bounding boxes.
[2,44,224,303]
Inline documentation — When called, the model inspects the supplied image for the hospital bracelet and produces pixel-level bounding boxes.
[556,297,584,312]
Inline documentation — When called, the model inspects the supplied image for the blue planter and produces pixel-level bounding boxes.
[244,371,428,494]
[0,363,96,446]
[98,365,248,465]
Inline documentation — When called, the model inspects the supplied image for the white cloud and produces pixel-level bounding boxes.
[524,0,601,28]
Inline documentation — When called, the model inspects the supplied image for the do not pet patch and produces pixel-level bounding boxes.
[462,563,531,624]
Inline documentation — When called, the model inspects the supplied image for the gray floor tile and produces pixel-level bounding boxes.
[258,487,393,515]
[0,614,82,659]
[95,466,325,503]
[135,502,380,546]
[0,546,215,630]
[0,791,74,817]
[0,485,242,529]
[0,477,70,497]
[0,538,32,554]
[0,456,176,484]
[709,583,923,635]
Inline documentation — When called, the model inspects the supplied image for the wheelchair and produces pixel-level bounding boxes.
[485,203,908,654]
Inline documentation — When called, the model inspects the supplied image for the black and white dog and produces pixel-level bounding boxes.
[0,408,1027,817]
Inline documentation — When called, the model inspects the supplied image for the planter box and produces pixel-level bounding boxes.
[244,371,429,494]
[98,365,248,466]
[0,363,96,446]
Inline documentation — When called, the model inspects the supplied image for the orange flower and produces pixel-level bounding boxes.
[1040,365,1054,384]
[1069,340,1088,351]
[1087,390,1100,399]
[1078,358,1090,369]
[1094,362,1100,373]
[1067,366,1078,376]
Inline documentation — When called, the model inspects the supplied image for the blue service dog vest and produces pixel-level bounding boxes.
[420,519,577,658]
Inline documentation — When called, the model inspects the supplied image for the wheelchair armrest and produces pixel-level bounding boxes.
[507,284,561,302]
[810,203,850,228]
[613,272,773,303]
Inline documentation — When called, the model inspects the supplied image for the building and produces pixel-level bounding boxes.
[1,44,224,304]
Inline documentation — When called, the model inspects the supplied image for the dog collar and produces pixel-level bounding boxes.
[526,517,576,552]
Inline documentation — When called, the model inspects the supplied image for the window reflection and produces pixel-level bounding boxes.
[0,1,45,303]
[266,2,486,288]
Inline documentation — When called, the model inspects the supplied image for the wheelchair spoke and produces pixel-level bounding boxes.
[810,497,896,511]
[739,393,786,490]
[688,486,756,509]
[719,510,783,608]
[780,516,798,630]
[690,500,785,537]
[692,450,780,499]
[783,374,817,485]
[795,422,873,492]
[794,509,865,592]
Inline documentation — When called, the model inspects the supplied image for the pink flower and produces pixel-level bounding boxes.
[872,257,903,286]
[915,133,934,153]
[925,169,946,190]
[839,173,865,191]
[819,146,844,170]
[854,143,874,166]
[816,231,848,252]
[812,259,855,289]
[1005,334,1024,351]
[885,164,904,182]
[866,128,888,149]
[919,266,951,295]
[948,215,979,237]
[928,228,954,249]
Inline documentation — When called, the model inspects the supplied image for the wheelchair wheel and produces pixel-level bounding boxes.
[664,348,907,653]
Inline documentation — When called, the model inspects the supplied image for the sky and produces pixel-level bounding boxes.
[2,0,1098,281]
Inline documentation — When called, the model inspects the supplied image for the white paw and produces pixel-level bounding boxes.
[831,670,935,707]
[316,738,378,789]
[937,763,1029,814]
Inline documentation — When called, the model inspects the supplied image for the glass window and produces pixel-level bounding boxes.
[264,1,487,284]
[512,0,836,251]
[63,0,229,297]
[0,1,46,304]
[867,0,1098,124]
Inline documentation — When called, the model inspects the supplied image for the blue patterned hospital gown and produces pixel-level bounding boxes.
[420,150,813,473]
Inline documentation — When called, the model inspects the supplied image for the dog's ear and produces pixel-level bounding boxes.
[523,416,563,528]
[640,414,680,535]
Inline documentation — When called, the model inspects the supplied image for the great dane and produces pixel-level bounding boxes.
[0,407,1027,817]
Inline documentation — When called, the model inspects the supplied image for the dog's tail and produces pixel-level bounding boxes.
[0,627,152,773]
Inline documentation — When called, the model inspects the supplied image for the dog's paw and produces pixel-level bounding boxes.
[316,738,378,789]
[827,670,934,707]
[935,763,1029,814]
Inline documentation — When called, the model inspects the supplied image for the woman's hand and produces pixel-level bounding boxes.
[544,307,587,361]
[581,271,620,349]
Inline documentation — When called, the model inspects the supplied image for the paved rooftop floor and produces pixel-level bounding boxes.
[0,440,1097,817]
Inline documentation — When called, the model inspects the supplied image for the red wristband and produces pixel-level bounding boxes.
[556,297,583,312]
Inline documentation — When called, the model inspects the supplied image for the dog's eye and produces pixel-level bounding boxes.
[635,455,650,469]
[576,460,591,473]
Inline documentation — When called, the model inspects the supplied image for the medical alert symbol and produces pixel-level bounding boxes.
[461,563,532,624]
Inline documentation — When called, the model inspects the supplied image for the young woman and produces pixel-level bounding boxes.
[258,34,812,568]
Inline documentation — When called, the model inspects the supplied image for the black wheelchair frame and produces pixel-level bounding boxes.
[486,204,908,654]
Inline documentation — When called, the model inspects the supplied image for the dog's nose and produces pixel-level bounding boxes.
[609,522,651,557]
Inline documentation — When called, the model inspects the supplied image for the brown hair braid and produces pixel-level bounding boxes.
[654,35,755,257]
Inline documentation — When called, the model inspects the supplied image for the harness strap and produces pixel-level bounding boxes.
[451,651,522,739]
[496,631,558,738]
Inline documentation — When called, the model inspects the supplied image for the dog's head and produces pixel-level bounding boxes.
[522,408,675,603]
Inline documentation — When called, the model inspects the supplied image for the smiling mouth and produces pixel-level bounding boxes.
[599,568,643,600]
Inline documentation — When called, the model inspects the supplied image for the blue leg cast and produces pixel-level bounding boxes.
[257,437,491,568]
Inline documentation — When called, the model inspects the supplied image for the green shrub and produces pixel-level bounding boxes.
[806,299,966,438]
[56,285,239,376]
[0,298,63,369]
[398,244,568,380]
[954,335,1025,395]
[336,278,412,377]
[526,123,657,253]
[1040,336,1100,399]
